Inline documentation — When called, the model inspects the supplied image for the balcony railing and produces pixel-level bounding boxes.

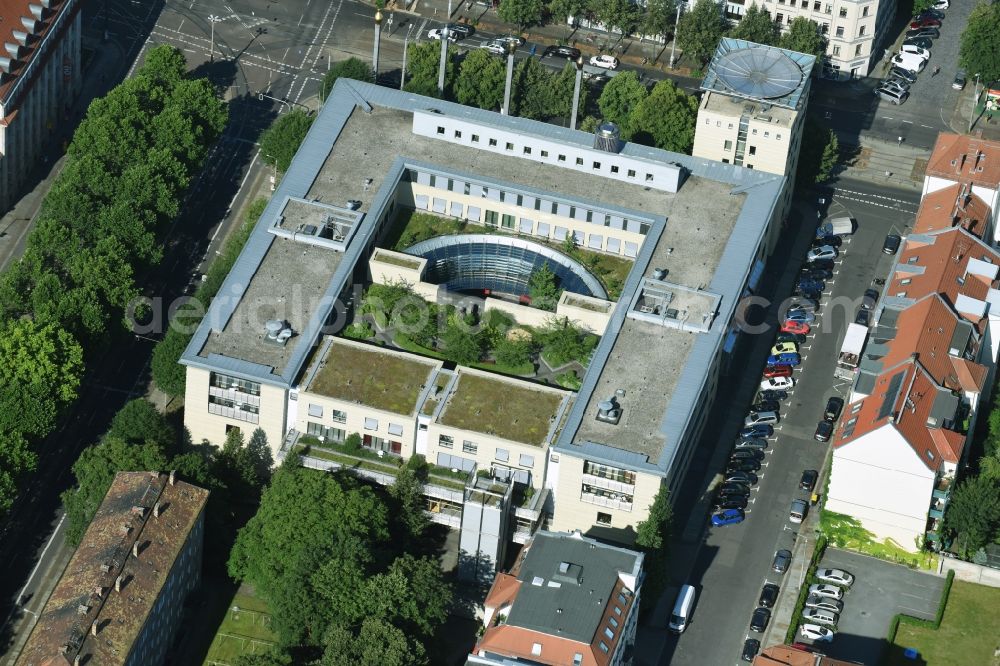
[582,473,635,495]
[580,491,633,512]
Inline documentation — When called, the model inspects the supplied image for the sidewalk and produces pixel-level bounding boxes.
[836,135,929,191]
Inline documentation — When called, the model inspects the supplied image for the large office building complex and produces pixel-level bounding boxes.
[17,472,209,666]
[0,0,82,211]
[180,79,786,556]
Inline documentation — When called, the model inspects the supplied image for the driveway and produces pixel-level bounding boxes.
[811,548,945,664]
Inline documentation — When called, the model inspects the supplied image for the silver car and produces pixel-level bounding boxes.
[802,607,839,627]
[808,583,844,600]
[875,87,909,105]
[734,438,769,450]
[805,594,844,614]
[815,568,855,587]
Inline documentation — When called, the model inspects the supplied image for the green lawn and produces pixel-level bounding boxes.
[203,589,277,665]
[886,581,1000,666]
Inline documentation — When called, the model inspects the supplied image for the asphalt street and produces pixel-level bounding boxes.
[644,176,920,666]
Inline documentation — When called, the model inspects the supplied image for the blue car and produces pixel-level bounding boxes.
[712,508,746,526]
[797,279,825,293]
[768,353,801,367]
[785,309,816,324]
[740,424,774,439]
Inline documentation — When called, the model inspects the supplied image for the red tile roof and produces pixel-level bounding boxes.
[925,132,1000,188]
[753,644,860,665]
[879,295,961,388]
[0,0,78,109]
[913,184,993,238]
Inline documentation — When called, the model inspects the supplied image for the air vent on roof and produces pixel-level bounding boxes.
[531,576,545,586]
[596,396,622,425]
[653,268,667,280]
[11,30,28,45]
[559,561,570,573]
[593,121,622,154]
[5,43,21,59]
[29,4,44,20]
[0,56,10,73]
[264,319,294,346]
[21,16,39,33]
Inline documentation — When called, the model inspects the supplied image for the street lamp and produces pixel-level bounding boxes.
[570,55,584,130]
[969,72,981,133]
[669,5,682,70]
[401,24,415,91]
[208,14,224,62]
[373,9,383,81]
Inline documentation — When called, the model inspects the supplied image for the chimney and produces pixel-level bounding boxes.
[100,562,111,574]
[132,541,140,558]
[91,621,98,636]
[115,575,122,593]
[169,470,176,486]
[94,586,105,598]
[74,656,82,666]
[153,502,161,518]
[131,506,145,518]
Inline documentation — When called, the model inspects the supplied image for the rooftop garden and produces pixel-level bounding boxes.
[309,339,437,413]
[439,373,564,446]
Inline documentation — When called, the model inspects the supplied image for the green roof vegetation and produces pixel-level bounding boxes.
[373,250,422,269]
[310,341,436,414]
[439,373,563,446]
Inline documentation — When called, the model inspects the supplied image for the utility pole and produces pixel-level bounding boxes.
[438,0,452,94]
[570,56,584,130]
[969,72,981,133]
[669,5,681,70]
[401,24,414,90]
[373,9,383,81]
[208,14,223,62]
[502,41,516,115]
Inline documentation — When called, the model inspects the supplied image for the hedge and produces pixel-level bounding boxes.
[886,569,955,643]
[783,534,829,644]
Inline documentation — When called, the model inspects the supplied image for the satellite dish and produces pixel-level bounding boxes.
[715,47,802,100]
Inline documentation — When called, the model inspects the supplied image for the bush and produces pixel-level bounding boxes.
[783,535,828,643]
[320,57,375,101]
[259,110,315,174]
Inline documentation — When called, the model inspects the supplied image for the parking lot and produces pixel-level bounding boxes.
[817,548,946,665]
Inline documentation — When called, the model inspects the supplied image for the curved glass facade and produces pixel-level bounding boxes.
[405,234,608,299]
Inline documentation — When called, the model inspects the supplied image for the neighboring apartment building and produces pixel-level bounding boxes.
[0,0,83,212]
[753,644,862,665]
[17,471,209,666]
[181,78,787,550]
[724,0,895,79]
[692,38,814,219]
[921,132,1000,243]
[468,530,643,666]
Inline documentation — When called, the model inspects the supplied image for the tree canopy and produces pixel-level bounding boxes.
[528,262,562,311]
[730,5,778,45]
[943,473,1000,559]
[597,71,648,140]
[959,3,1000,85]
[779,17,827,58]
[404,42,457,98]
[454,49,506,111]
[798,116,839,186]
[498,0,543,30]
[630,79,699,153]
[320,57,375,101]
[260,110,316,174]
[676,0,726,66]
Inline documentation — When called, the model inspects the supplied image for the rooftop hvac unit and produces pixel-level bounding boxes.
[593,122,622,154]
[596,396,622,425]
[264,319,294,346]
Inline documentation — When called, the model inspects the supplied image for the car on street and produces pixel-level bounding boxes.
[776,332,806,345]
[802,608,839,627]
[741,638,760,662]
[761,376,794,391]
[481,41,507,55]
[887,71,917,89]
[726,458,762,473]
[725,471,758,485]
[824,397,844,421]
[902,36,933,50]
[855,308,871,326]
[905,26,939,40]
[758,389,788,401]
[875,86,909,105]
[427,28,459,42]
[740,424,774,438]
[909,16,941,28]
[445,23,475,38]
[752,399,780,412]
[714,495,749,511]
[758,583,780,608]
[882,233,902,254]
[810,235,842,248]
[807,245,838,262]
[772,341,799,355]
[800,266,833,280]
[494,35,524,47]
[809,584,845,600]
[745,410,779,426]
[805,595,844,614]
[785,309,816,324]
[763,365,793,378]
[797,279,825,294]
[814,420,833,442]
[711,508,745,526]
[730,449,765,461]
[880,79,910,96]
[543,45,581,60]
[892,53,927,73]
[790,499,808,524]
[750,607,771,632]
[800,623,835,642]
[815,568,855,587]
[781,320,810,335]
[899,44,931,60]
[589,54,619,69]
[953,68,967,90]
[913,8,944,20]
[861,288,879,310]
[719,481,751,495]
[800,469,819,491]
[772,549,792,574]
[932,0,949,8]
[767,353,801,367]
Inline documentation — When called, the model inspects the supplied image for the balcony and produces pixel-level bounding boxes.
[514,486,548,522]
[580,491,633,512]
[581,472,635,495]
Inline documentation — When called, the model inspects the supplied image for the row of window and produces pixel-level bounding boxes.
[706,119,783,142]
[306,421,346,442]
[438,434,535,468]
[305,404,404,435]
[582,484,635,505]
[583,460,637,485]
[766,0,870,17]
[210,371,261,396]
[208,395,260,423]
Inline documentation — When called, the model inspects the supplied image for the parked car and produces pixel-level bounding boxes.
[800,469,819,491]
[589,54,619,69]
[810,235,842,248]
[495,34,525,47]
[797,279,825,294]
[815,568,855,587]
[887,72,916,90]
[776,332,806,345]
[781,320,810,335]
[750,607,771,632]
[725,470,758,485]
[427,28,459,42]
[711,508,745,526]
[758,583,780,608]
[726,459,762,473]
[730,449,765,461]
[814,420,833,442]
[892,53,927,73]
[953,68,967,90]
[740,424,774,438]
[772,549,792,574]
[763,365,793,379]
[758,389,788,401]
[798,289,822,303]
[880,79,910,96]
[855,308,871,327]
[445,23,475,38]
[714,496,749,511]
[905,27,940,40]
[802,608,839,627]
[805,595,844,614]
[785,309,816,324]
[719,481,751,495]
[790,295,820,312]
[913,8,944,20]
[808,584,845,600]
[824,397,844,421]
[771,341,799,355]
[800,267,833,280]
[800,623,835,642]
[543,45,581,60]
[761,376,794,391]
[741,638,761,662]
[876,86,909,105]
[807,245,838,262]
[932,0,949,8]
[899,44,931,60]
[746,410,779,426]
[768,353,801,367]
[882,233,902,254]
[902,36,933,49]
[752,399,780,412]
[909,16,941,29]
[736,437,769,450]
[790,499,808,524]
[860,288,879,310]
[481,41,507,55]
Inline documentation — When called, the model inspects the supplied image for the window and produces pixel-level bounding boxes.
[763,132,770,138]
[519,453,535,468]
[308,403,323,417]
[599,642,609,654]
[439,434,454,449]
[813,1,820,8]
[463,441,478,454]
[532,644,542,657]
[855,44,863,56]
[609,616,619,628]
[611,165,619,174]
[573,655,583,666]
[523,146,531,155]
[777,134,782,140]
[776,12,783,22]
[501,214,515,229]
[821,22,829,34]
[364,417,379,430]
[604,627,614,640]
[749,146,756,155]
[645,173,653,182]
[210,372,261,396]
[505,142,514,151]
[471,134,479,143]
[900,278,912,285]
[454,130,462,138]
[835,26,844,37]
[862,6,869,16]
[926,449,935,460]
[592,161,601,169]
[332,409,346,424]
[436,126,445,134]
[722,158,730,164]
[388,423,404,436]
[724,140,732,150]
[839,7,847,17]
[597,512,613,526]
[484,210,499,226]
[752,128,758,135]
[907,256,919,264]
[859,25,866,36]
[489,138,497,146]
[306,422,345,443]
[832,45,841,56]
[627,169,636,177]
[576,157,584,165]
[516,194,523,206]
[825,2,832,12]
[558,154,566,162]
[613,605,622,616]
[540,150,548,157]
[495,448,510,462]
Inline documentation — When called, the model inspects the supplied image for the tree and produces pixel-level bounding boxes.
[597,71,648,140]
[108,399,177,453]
[549,0,589,26]
[454,49,506,111]
[642,0,676,41]
[630,78,699,153]
[528,262,562,310]
[151,327,193,398]
[388,462,429,541]
[548,63,587,124]
[538,317,588,366]
[441,322,483,365]
[0,433,36,515]
[779,17,827,58]
[214,428,270,498]
[676,0,725,66]
[320,618,429,666]
[361,554,452,637]
[404,42,457,97]
[246,428,274,484]
[598,0,643,37]
[959,3,1000,85]
[730,4,778,45]
[320,57,375,101]
[260,110,315,174]
[498,0,543,30]
[0,319,84,437]
[493,336,533,369]
[797,116,839,186]
[512,57,555,120]
[943,474,1000,558]
[62,437,170,546]
[634,484,674,612]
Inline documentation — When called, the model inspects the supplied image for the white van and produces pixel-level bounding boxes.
[891,52,927,73]
[668,584,696,633]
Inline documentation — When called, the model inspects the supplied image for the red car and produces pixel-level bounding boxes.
[781,320,810,335]
[763,365,793,378]
[909,17,941,28]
